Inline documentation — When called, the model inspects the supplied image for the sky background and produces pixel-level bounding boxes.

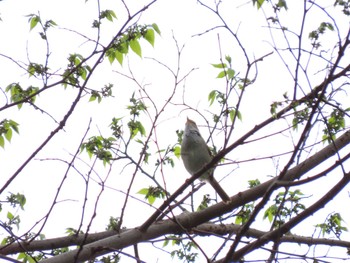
[1,0,350,262]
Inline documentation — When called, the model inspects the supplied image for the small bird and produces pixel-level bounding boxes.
[181,117,230,202]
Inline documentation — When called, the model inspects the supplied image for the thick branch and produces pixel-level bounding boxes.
[2,222,349,258]
[227,170,350,262]
[194,223,350,248]
[1,130,349,262]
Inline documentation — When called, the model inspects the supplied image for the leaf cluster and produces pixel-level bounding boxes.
[323,108,348,143]
[316,213,348,238]
[5,83,39,109]
[89,84,114,103]
[264,189,306,229]
[80,136,116,165]
[163,236,198,263]
[0,119,19,148]
[62,53,91,88]
[235,180,260,225]
[309,22,334,49]
[208,55,244,126]
[137,186,166,205]
[334,0,350,15]
[27,14,57,40]
[106,23,160,65]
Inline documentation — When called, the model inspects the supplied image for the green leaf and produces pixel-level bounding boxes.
[216,70,226,78]
[208,90,216,106]
[144,29,155,47]
[248,179,261,188]
[263,205,276,222]
[147,195,156,205]
[46,19,57,27]
[322,22,334,31]
[128,120,146,139]
[130,39,142,57]
[163,239,169,247]
[197,195,210,211]
[115,50,124,65]
[173,146,181,158]
[89,92,102,103]
[7,211,14,220]
[1,237,9,245]
[230,109,242,122]
[28,64,36,77]
[227,68,235,79]
[106,10,117,22]
[7,193,26,210]
[5,128,12,142]
[211,63,227,69]
[253,0,265,9]
[137,187,163,205]
[9,120,19,134]
[0,135,4,148]
[79,67,87,80]
[229,109,242,122]
[229,109,236,122]
[106,48,116,64]
[139,122,146,136]
[237,110,242,121]
[277,0,288,10]
[17,194,26,210]
[117,41,129,54]
[0,119,19,148]
[106,47,124,65]
[152,23,161,35]
[100,9,117,22]
[29,15,40,31]
[137,188,149,195]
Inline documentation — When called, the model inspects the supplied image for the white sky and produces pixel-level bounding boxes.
[1,0,350,262]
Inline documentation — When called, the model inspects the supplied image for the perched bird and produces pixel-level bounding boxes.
[181,117,230,202]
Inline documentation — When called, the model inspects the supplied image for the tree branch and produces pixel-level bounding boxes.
[1,130,349,261]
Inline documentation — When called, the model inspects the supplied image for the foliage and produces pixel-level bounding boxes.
[264,189,306,229]
[167,237,198,262]
[80,135,115,165]
[0,0,350,262]
[316,213,348,238]
[137,186,166,205]
[105,24,160,64]
[0,119,19,148]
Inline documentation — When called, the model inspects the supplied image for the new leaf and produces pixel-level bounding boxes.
[130,39,142,57]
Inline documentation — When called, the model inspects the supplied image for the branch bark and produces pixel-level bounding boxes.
[1,130,349,262]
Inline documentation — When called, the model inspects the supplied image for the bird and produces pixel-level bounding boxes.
[181,117,230,202]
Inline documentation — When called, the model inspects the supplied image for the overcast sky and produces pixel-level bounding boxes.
[1,0,350,262]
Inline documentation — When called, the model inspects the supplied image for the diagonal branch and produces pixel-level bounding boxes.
[226,171,350,262]
[2,129,347,262]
